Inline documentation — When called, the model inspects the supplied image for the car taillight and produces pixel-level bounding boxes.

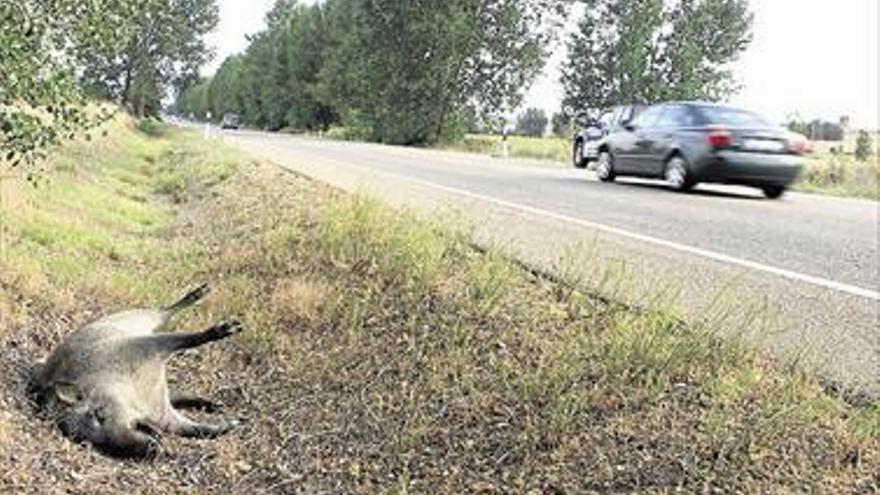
[787,134,811,154]
[708,129,732,148]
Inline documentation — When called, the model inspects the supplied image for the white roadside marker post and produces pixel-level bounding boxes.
[204,112,212,139]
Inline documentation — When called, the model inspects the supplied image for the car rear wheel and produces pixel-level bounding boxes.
[573,141,586,169]
[762,185,786,199]
[596,150,615,182]
[664,155,695,192]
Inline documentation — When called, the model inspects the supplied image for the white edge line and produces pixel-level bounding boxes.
[250,136,880,302]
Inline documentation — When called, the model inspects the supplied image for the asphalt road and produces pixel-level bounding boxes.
[223,130,880,398]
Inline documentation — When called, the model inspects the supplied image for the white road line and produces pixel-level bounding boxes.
[250,136,880,302]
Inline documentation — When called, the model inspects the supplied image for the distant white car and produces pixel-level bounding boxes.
[221,113,240,130]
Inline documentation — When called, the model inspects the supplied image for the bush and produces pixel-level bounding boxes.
[855,130,874,162]
[135,118,168,138]
[515,108,549,137]
[551,112,572,138]
[787,120,845,141]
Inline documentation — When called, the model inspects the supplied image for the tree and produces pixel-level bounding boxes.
[76,0,219,117]
[855,130,874,162]
[810,120,844,141]
[176,1,337,131]
[320,0,568,144]
[787,119,844,141]
[551,112,573,137]
[786,119,811,137]
[1,1,114,173]
[281,2,337,131]
[207,56,246,120]
[177,78,211,119]
[516,108,549,137]
[561,0,752,113]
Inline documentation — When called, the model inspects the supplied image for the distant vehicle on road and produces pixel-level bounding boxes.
[594,102,808,198]
[572,105,640,169]
[220,113,240,130]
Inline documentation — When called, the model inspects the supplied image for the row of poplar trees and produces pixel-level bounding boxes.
[178,0,752,146]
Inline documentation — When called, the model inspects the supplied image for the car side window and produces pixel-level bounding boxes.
[632,106,663,128]
[653,106,678,128]
[667,105,697,127]
[618,106,636,125]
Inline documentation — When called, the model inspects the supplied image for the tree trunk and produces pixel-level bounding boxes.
[121,64,132,108]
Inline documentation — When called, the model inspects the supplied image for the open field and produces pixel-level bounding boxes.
[798,138,879,200]
[442,134,571,164]
[0,121,878,493]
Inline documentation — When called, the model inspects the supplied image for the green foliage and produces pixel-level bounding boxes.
[178,0,567,144]
[76,0,219,117]
[0,0,217,176]
[551,111,573,137]
[0,1,110,174]
[561,0,753,112]
[515,108,549,137]
[177,79,212,120]
[135,118,168,138]
[789,119,844,141]
[855,130,873,162]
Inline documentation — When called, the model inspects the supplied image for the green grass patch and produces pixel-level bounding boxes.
[0,115,241,314]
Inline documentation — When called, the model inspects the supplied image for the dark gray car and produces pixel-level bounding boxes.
[595,102,807,198]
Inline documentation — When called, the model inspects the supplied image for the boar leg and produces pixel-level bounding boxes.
[168,410,239,439]
[170,393,222,412]
[164,283,210,315]
[129,321,244,358]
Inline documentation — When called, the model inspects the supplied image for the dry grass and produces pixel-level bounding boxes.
[0,120,877,494]
[798,143,878,200]
[441,134,570,164]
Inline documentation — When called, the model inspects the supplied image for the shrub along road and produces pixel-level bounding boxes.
[225,130,880,400]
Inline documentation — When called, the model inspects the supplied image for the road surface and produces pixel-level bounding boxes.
[223,130,880,399]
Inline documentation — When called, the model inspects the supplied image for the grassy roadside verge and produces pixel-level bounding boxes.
[797,142,879,199]
[1,120,877,493]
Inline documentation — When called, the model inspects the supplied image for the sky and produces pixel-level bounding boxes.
[206,0,879,128]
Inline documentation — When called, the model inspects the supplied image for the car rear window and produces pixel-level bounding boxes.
[697,106,772,127]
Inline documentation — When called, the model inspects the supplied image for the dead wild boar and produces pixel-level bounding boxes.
[34,283,243,458]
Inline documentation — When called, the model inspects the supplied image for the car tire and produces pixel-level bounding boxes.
[596,150,615,182]
[664,155,695,192]
[762,185,786,199]
[573,140,586,169]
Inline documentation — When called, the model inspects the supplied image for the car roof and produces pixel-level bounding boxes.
[658,101,751,111]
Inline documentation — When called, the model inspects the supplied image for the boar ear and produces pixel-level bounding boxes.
[54,382,83,405]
